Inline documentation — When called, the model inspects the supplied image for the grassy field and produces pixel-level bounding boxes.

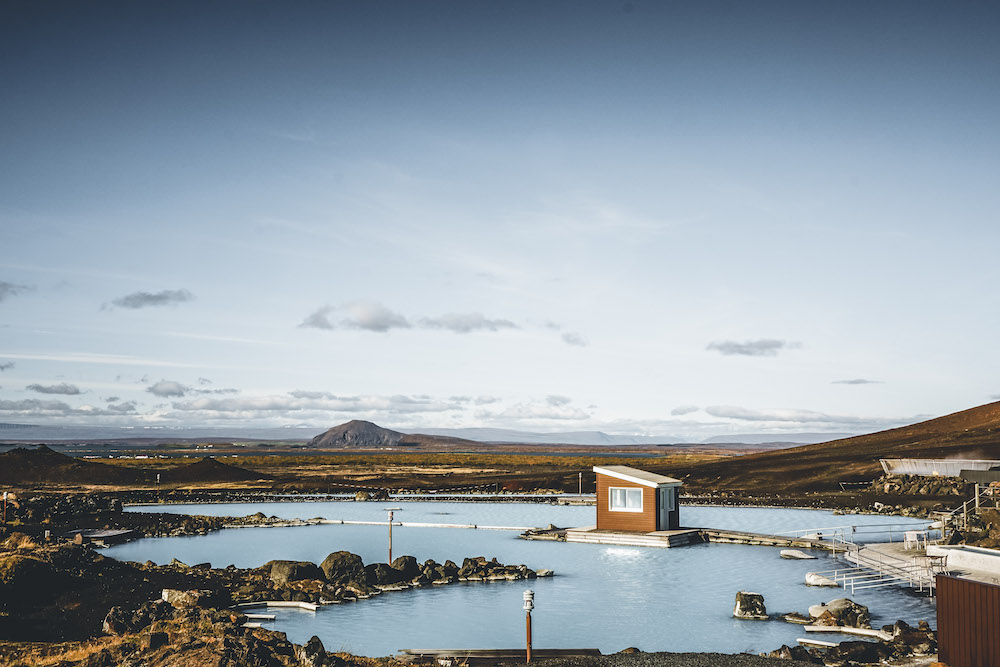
[96,451,724,492]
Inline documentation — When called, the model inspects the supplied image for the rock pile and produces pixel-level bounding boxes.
[95,602,347,667]
[808,598,871,629]
[765,619,937,665]
[248,551,550,604]
[869,473,970,496]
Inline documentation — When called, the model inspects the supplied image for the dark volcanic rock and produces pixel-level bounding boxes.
[307,420,404,448]
[733,591,768,620]
[364,562,405,585]
[390,555,421,579]
[296,635,344,667]
[320,551,366,584]
[268,560,324,585]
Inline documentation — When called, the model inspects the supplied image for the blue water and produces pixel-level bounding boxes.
[108,502,936,657]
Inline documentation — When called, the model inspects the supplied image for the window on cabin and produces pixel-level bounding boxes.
[609,487,642,512]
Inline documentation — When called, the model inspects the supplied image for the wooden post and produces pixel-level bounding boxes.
[388,510,393,563]
[976,484,981,511]
[523,589,534,663]
[526,611,532,663]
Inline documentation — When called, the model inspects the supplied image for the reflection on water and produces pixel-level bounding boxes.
[109,503,936,657]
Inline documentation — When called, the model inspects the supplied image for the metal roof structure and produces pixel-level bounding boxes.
[592,465,682,488]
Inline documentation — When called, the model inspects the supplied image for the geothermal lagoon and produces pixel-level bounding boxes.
[106,501,936,657]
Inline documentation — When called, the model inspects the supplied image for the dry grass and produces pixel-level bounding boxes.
[0,532,37,551]
[0,637,121,666]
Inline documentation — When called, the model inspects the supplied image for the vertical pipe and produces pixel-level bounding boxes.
[976,484,981,511]
[388,511,393,563]
[526,611,532,663]
[578,472,582,496]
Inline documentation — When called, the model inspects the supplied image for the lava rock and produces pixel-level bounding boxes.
[268,560,324,585]
[733,591,768,620]
[320,551,366,584]
[808,598,870,629]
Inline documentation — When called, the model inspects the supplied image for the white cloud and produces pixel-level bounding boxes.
[26,382,82,395]
[670,405,699,416]
[832,378,882,385]
[0,398,137,418]
[147,380,188,397]
[703,404,910,428]
[104,288,194,310]
[0,281,32,303]
[706,339,801,357]
[419,313,517,333]
[299,302,411,332]
[561,332,588,347]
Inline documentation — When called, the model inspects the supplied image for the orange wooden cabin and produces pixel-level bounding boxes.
[593,465,682,532]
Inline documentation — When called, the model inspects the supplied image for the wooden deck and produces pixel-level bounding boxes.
[397,648,601,665]
[521,525,838,550]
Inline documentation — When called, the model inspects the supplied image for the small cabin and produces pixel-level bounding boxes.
[593,465,682,532]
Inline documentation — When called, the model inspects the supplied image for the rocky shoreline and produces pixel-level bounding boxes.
[0,529,549,666]
[0,489,952,666]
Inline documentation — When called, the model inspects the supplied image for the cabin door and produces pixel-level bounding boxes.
[657,489,669,531]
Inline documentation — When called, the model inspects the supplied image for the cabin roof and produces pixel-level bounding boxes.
[592,465,682,488]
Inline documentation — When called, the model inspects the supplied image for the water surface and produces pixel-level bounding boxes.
[109,502,936,656]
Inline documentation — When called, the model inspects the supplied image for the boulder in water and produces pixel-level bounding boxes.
[733,591,768,620]
[808,598,871,628]
[805,571,839,587]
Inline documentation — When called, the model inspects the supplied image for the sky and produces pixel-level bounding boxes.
[2,1,999,440]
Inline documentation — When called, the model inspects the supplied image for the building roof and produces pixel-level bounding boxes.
[592,465,682,488]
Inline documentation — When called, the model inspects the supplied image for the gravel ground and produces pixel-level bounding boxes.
[498,652,815,667]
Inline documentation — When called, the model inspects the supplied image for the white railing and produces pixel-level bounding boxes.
[779,522,941,545]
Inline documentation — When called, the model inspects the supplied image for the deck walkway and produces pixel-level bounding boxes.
[397,648,601,665]
[521,525,840,550]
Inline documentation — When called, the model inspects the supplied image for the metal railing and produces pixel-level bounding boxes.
[778,522,941,545]
[935,483,997,532]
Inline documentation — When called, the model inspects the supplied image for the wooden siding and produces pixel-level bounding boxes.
[937,574,1000,667]
[596,475,657,532]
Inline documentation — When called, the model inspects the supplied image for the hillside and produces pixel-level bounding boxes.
[306,420,482,449]
[666,402,1000,493]
[160,456,271,483]
[0,446,268,486]
[0,445,149,485]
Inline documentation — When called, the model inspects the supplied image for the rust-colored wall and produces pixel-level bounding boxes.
[596,475,656,532]
[937,574,1000,667]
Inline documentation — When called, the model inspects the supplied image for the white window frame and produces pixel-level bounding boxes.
[608,486,643,513]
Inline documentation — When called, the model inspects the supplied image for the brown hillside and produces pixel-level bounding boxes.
[0,446,150,485]
[162,456,270,483]
[665,402,1000,493]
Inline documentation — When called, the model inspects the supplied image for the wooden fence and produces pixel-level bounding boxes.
[937,574,1000,667]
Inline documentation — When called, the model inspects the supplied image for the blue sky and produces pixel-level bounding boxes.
[2,1,999,439]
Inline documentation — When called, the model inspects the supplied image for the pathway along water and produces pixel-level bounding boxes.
[109,502,936,657]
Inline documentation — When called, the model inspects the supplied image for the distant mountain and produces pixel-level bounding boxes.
[675,402,1000,492]
[402,427,686,446]
[0,445,268,485]
[702,433,856,445]
[307,420,405,448]
[0,423,317,443]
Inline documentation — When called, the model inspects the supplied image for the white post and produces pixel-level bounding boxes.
[976,484,981,511]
